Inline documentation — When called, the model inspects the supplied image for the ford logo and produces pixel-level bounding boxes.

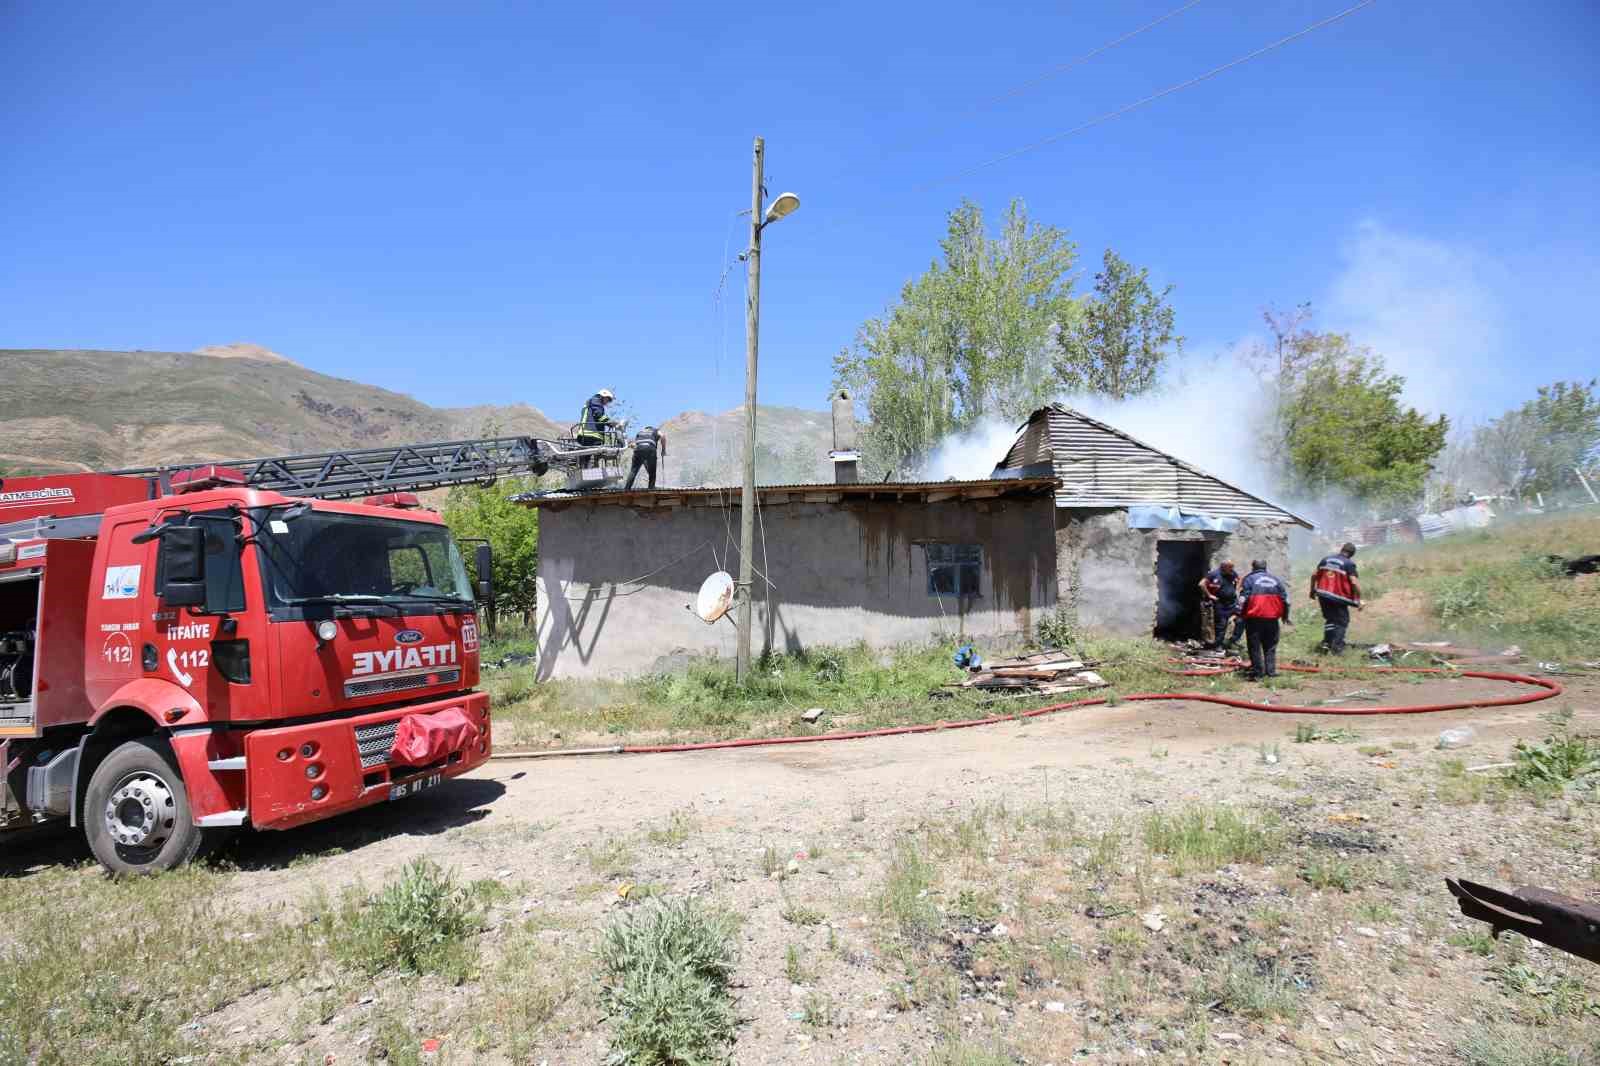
[395,629,424,645]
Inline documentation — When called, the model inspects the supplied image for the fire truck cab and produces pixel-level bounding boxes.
[0,468,491,874]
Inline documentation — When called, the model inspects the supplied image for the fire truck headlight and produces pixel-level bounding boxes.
[315,620,338,643]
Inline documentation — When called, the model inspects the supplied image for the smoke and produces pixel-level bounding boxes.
[921,418,1026,481]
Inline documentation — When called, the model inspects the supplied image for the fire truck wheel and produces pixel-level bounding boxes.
[84,736,216,876]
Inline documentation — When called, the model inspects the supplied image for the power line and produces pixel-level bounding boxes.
[918,0,1380,190]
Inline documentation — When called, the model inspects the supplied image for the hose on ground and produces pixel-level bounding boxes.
[490,665,1562,759]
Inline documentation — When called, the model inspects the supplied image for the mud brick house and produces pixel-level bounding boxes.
[991,403,1312,639]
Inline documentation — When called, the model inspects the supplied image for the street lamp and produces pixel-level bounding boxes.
[736,137,800,683]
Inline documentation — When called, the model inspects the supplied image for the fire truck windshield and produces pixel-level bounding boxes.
[253,509,474,614]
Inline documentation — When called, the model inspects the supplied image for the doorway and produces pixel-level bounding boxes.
[1154,541,1207,640]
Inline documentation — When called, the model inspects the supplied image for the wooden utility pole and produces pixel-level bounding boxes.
[736,137,764,682]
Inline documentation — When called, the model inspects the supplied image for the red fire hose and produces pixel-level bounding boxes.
[606,666,1562,756]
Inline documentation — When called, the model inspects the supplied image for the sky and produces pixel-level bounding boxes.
[3,1,1596,432]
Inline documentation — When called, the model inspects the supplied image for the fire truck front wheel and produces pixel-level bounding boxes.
[84,737,220,876]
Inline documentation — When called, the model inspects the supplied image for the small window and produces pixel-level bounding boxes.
[926,543,982,597]
[156,513,246,613]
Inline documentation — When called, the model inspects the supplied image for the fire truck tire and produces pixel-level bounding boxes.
[83,737,219,876]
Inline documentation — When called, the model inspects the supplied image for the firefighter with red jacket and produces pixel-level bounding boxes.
[1310,542,1363,655]
[1238,559,1292,680]
[1198,559,1241,652]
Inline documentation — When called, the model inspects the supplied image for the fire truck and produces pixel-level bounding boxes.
[0,434,602,874]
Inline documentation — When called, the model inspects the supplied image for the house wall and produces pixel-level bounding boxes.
[1055,509,1293,637]
[535,494,1058,679]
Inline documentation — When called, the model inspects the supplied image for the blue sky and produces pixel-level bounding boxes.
[3,1,1595,430]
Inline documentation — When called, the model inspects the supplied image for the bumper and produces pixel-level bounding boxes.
[244,691,491,831]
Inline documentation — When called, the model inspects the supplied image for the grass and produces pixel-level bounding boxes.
[646,810,698,847]
[779,894,824,927]
[1204,952,1302,1020]
[1142,805,1278,872]
[878,837,939,944]
[1299,856,1372,892]
[1294,723,1361,743]
[1456,1025,1600,1066]
[597,897,739,1066]
[334,858,487,978]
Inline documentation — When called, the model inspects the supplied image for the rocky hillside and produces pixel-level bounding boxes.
[0,347,833,486]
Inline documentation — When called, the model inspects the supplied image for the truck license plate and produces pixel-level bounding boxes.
[389,772,442,801]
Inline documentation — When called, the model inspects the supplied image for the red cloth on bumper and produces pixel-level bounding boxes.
[389,707,479,768]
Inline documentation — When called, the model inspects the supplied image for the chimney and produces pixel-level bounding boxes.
[830,389,860,484]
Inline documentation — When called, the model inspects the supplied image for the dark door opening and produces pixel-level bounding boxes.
[1154,541,1208,640]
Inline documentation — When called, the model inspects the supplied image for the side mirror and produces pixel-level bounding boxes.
[159,526,207,607]
[474,543,494,602]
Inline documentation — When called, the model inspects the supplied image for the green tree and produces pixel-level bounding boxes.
[1475,379,1600,497]
[833,199,1078,477]
[440,475,541,623]
[1054,248,1181,398]
[1275,334,1448,512]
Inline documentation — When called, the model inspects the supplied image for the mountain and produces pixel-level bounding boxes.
[0,347,834,487]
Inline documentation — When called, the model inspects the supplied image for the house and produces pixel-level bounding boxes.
[518,402,1312,679]
[520,478,1059,679]
[991,403,1313,639]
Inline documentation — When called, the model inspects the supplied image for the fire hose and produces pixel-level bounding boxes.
[489,664,1562,759]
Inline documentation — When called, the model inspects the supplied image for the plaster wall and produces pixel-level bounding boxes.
[535,495,1058,679]
[1055,510,1294,637]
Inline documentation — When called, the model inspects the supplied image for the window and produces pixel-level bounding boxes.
[153,512,246,613]
[926,543,982,597]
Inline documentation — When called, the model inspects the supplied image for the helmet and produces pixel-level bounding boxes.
[597,388,615,402]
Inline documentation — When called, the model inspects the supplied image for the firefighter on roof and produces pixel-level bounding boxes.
[1310,541,1363,655]
[1238,559,1292,680]
[1198,559,1241,652]
[624,424,665,490]
[577,388,615,447]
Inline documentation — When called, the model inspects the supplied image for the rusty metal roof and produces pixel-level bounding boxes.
[512,476,1059,509]
[995,404,1313,528]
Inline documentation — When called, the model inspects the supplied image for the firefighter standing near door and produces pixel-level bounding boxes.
[1310,542,1363,654]
[624,424,665,490]
[1238,559,1292,680]
[1198,559,1241,652]
[576,388,615,446]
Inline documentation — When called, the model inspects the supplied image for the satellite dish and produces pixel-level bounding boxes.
[694,571,736,623]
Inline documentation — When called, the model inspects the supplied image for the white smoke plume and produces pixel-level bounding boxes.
[921,419,1024,481]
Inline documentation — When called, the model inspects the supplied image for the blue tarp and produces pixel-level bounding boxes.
[1126,505,1240,532]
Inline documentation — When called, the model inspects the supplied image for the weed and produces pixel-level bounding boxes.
[586,838,635,878]
[597,898,739,1066]
[878,837,939,943]
[647,810,697,847]
[954,887,1001,922]
[1258,742,1280,764]
[1448,930,1498,956]
[1035,606,1077,650]
[1294,724,1361,743]
[1506,711,1600,789]
[1356,900,1398,924]
[1456,1025,1599,1066]
[924,1038,1019,1066]
[340,858,482,977]
[780,895,824,927]
[801,991,836,1028]
[1204,952,1302,1020]
[1142,805,1278,871]
[760,844,783,878]
[1300,856,1370,892]
[784,942,809,984]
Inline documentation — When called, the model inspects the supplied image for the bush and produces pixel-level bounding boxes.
[1506,711,1600,789]
[598,898,739,1065]
[1035,607,1076,650]
[343,859,482,976]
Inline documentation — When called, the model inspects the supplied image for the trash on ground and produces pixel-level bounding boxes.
[800,707,825,722]
[1438,726,1476,750]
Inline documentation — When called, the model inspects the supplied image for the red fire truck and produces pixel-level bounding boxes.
[0,437,558,874]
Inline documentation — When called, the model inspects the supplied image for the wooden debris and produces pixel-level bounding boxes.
[940,652,1107,697]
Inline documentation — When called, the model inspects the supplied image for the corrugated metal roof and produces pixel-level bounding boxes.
[995,404,1313,528]
[513,477,1059,509]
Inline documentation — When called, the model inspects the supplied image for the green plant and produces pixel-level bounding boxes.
[878,837,938,943]
[597,898,739,1065]
[760,844,782,878]
[1456,1024,1599,1066]
[1447,930,1497,956]
[784,942,809,984]
[1294,724,1360,743]
[1300,857,1369,893]
[1035,606,1077,650]
[1506,711,1600,789]
[1204,952,1301,1020]
[780,895,823,927]
[647,810,697,847]
[343,859,481,976]
[801,991,836,1028]
[812,649,846,683]
[1142,805,1278,870]
[587,838,636,878]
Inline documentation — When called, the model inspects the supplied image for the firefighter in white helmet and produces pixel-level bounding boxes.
[577,388,615,446]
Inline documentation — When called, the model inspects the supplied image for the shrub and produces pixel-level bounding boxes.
[1506,711,1600,789]
[1035,607,1076,650]
[598,898,739,1065]
[344,859,481,976]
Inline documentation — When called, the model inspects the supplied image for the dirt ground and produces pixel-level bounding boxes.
[10,671,1599,1065]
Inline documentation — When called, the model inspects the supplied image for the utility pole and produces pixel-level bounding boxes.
[736,137,764,682]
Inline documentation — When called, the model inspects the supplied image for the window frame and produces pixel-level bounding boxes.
[925,542,983,598]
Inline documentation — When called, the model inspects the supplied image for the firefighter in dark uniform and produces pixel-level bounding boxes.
[1238,559,1292,680]
[576,388,615,446]
[1198,559,1241,652]
[624,425,665,490]
[1311,542,1363,654]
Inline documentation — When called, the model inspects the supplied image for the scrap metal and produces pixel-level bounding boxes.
[1445,878,1600,965]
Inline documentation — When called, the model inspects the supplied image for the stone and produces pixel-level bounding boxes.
[801,707,825,722]
[1356,926,1379,938]
[1141,909,1166,932]
[1215,1032,1243,1044]
[1044,1001,1067,1013]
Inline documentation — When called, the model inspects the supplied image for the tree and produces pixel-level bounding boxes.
[1054,248,1181,398]
[1475,380,1600,497]
[1274,334,1448,513]
[833,199,1078,477]
[440,475,541,624]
